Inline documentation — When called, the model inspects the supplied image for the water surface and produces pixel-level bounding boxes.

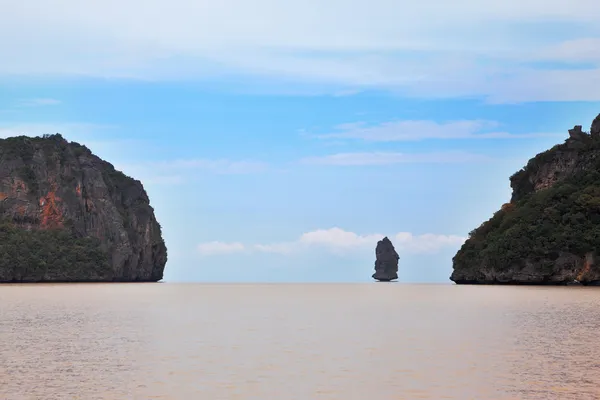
[1,283,599,399]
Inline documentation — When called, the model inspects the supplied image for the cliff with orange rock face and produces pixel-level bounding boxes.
[451,114,600,285]
[0,134,167,282]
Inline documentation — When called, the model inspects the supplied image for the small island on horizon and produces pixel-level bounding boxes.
[372,237,399,282]
[451,113,600,285]
[0,134,167,283]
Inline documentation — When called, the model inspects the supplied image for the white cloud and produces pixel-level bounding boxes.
[300,151,492,166]
[315,120,562,141]
[3,0,599,56]
[197,227,466,256]
[1,0,600,101]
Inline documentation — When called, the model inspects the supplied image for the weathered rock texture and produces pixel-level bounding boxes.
[372,237,399,281]
[451,114,600,285]
[0,134,167,282]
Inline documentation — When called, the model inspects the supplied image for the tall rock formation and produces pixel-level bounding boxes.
[0,133,167,282]
[451,113,600,285]
[372,237,399,281]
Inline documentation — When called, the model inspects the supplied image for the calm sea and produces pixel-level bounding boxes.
[1,283,599,399]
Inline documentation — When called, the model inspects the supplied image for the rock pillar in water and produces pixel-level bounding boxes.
[372,236,399,281]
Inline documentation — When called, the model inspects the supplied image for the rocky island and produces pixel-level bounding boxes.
[451,114,600,285]
[0,133,167,282]
[372,237,399,281]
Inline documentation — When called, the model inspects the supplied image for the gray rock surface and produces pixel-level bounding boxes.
[591,114,600,138]
[0,134,167,282]
[372,237,399,281]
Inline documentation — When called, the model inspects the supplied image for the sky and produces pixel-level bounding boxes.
[2,0,600,282]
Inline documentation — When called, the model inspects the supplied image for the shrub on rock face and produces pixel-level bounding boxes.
[0,221,111,281]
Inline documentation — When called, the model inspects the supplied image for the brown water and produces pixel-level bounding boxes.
[1,283,600,400]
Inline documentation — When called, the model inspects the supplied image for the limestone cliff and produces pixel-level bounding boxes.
[451,114,600,285]
[0,134,167,282]
[372,237,399,281]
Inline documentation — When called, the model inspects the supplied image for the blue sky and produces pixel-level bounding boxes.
[2,0,600,282]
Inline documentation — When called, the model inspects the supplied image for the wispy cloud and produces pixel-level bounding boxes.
[1,0,600,101]
[332,89,361,97]
[136,175,185,186]
[0,123,267,178]
[110,157,270,185]
[197,227,466,256]
[300,151,492,166]
[156,159,269,174]
[17,98,61,107]
[313,120,562,142]
[528,38,600,65]
[0,123,217,186]
[119,158,270,176]
[482,67,600,103]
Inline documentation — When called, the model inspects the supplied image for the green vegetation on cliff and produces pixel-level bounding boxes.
[0,221,111,282]
[452,117,600,284]
[454,167,600,274]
